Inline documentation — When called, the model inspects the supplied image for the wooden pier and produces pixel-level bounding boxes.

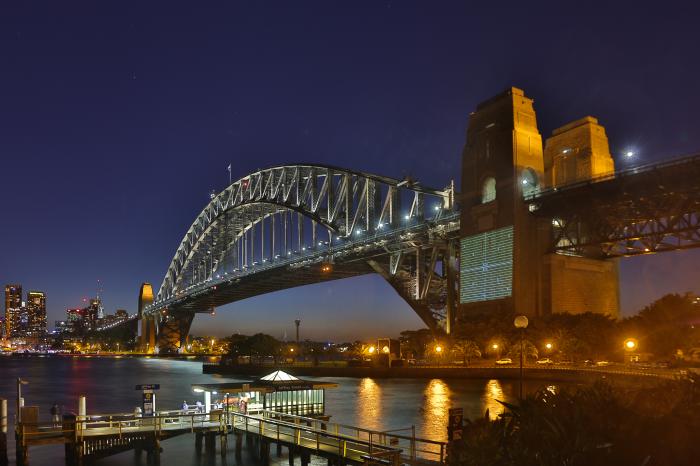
[14,408,446,465]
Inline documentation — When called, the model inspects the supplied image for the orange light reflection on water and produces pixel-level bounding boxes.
[482,379,505,420]
[419,379,451,441]
[357,378,382,431]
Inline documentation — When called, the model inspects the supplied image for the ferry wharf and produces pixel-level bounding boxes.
[4,371,447,466]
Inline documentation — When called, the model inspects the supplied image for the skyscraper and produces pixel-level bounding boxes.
[4,284,22,338]
[26,290,47,336]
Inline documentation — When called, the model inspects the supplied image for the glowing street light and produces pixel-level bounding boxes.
[367,345,376,354]
[625,151,635,158]
[435,344,443,354]
[624,338,638,351]
[544,342,553,351]
[514,315,529,401]
[491,343,499,351]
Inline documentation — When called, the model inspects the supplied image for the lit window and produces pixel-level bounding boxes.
[481,177,496,204]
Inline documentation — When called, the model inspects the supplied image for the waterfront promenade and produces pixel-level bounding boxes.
[204,362,687,384]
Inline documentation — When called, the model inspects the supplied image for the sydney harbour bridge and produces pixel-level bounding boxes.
[108,87,700,353]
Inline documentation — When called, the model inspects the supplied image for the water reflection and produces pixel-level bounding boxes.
[419,379,451,439]
[0,358,572,466]
[356,378,382,430]
[482,379,505,420]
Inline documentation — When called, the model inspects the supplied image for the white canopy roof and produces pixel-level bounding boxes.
[259,370,299,382]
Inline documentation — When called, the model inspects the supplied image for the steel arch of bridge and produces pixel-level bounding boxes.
[148,164,458,335]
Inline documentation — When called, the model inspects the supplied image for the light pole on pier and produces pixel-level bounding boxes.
[514,316,529,401]
[16,378,28,424]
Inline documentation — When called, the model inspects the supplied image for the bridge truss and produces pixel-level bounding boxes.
[528,154,700,257]
[146,164,459,352]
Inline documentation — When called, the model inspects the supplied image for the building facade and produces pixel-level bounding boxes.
[26,290,47,336]
[4,284,23,338]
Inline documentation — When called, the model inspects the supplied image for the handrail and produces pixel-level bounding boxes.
[258,410,445,462]
[260,409,445,445]
[17,409,433,464]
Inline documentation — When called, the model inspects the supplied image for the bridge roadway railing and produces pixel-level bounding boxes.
[526,151,700,201]
[148,210,460,314]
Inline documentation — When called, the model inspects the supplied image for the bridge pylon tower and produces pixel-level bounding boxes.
[458,87,619,320]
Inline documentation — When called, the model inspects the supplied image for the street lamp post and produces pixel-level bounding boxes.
[514,316,529,401]
[16,378,28,424]
[624,338,638,363]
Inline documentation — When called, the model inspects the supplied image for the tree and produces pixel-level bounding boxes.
[225,333,281,361]
[506,339,538,362]
[622,293,700,358]
[451,339,482,365]
[399,329,433,359]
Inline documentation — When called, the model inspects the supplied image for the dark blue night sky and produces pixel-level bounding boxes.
[1,2,699,340]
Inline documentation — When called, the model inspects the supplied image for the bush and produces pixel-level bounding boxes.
[447,378,700,466]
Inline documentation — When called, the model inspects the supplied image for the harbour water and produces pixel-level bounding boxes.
[0,356,562,465]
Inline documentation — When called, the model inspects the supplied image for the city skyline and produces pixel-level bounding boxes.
[2,2,700,339]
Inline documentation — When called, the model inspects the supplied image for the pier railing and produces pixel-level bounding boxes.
[258,410,447,464]
[226,410,404,465]
[17,409,445,465]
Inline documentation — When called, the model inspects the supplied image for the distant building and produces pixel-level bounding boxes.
[66,308,83,322]
[115,309,129,320]
[26,290,47,336]
[54,320,72,334]
[85,298,101,329]
[4,284,22,338]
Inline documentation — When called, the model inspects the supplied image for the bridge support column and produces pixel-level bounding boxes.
[155,311,194,354]
[205,432,216,455]
[195,432,203,453]
[300,450,310,466]
[276,442,282,457]
[137,283,155,353]
[0,399,7,466]
[260,439,270,463]
[235,432,242,458]
[288,446,296,466]
[63,414,77,466]
[220,432,227,457]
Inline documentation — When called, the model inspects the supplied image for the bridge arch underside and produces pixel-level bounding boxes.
[148,164,458,353]
[150,237,458,353]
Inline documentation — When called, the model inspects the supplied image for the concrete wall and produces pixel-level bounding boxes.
[543,254,620,318]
